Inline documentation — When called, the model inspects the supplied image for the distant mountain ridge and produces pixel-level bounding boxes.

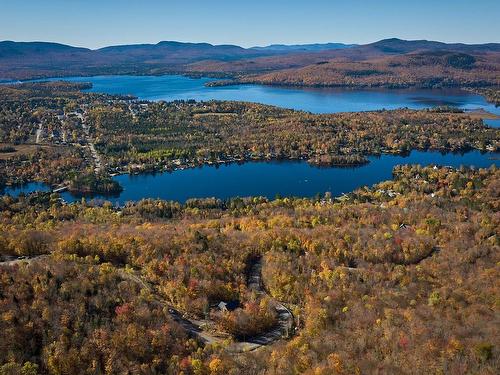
[0,38,499,80]
[0,40,280,79]
[367,38,500,54]
[0,40,266,61]
[0,41,90,57]
[251,43,356,52]
[96,40,255,60]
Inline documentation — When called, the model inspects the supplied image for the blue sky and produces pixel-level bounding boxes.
[1,0,498,48]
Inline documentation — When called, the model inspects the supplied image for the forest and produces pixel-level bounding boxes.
[469,87,500,106]
[0,165,498,374]
[90,100,498,173]
[224,51,500,90]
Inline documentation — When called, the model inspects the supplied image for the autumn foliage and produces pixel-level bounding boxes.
[0,165,498,373]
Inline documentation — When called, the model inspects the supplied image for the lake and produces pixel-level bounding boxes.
[38,75,500,115]
[3,151,497,204]
[3,75,499,203]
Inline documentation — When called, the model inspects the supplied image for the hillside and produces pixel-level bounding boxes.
[1,165,499,374]
[188,38,500,74]
[0,39,499,85]
[0,41,90,57]
[236,50,500,88]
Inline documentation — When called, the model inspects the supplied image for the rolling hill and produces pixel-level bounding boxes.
[0,38,498,89]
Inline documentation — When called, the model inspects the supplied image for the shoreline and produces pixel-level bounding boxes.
[3,148,499,202]
[2,71,498,110]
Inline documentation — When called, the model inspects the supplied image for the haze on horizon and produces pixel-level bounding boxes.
[1,0,499,49]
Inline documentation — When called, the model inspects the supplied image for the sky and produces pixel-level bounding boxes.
[0,0,499,49]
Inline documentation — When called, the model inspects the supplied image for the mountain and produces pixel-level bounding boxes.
[251,43,356,52]
[0,40,280,80]
[187,39,500,78]
[0,39,499,81]
[234,48,500,89]
[0,41,90,58]
[97,41,270,62]
[367,38,500,54]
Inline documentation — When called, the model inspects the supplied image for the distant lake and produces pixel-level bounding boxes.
[3,151,497,204]
[36,75,500,115]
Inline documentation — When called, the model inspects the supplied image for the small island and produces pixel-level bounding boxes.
[68,172,122,195]
[308,154,369,167]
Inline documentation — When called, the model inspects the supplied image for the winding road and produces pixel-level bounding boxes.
[1,255,294,353]
[120,258,294,353]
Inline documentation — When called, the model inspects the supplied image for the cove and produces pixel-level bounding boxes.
[1,182,52,197]
[36,75,500,115]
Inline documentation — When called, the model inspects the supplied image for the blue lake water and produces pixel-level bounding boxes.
[1,182,52,196]
[37,75,500,115]
[484,118,500,128]
[3,151,497,203]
